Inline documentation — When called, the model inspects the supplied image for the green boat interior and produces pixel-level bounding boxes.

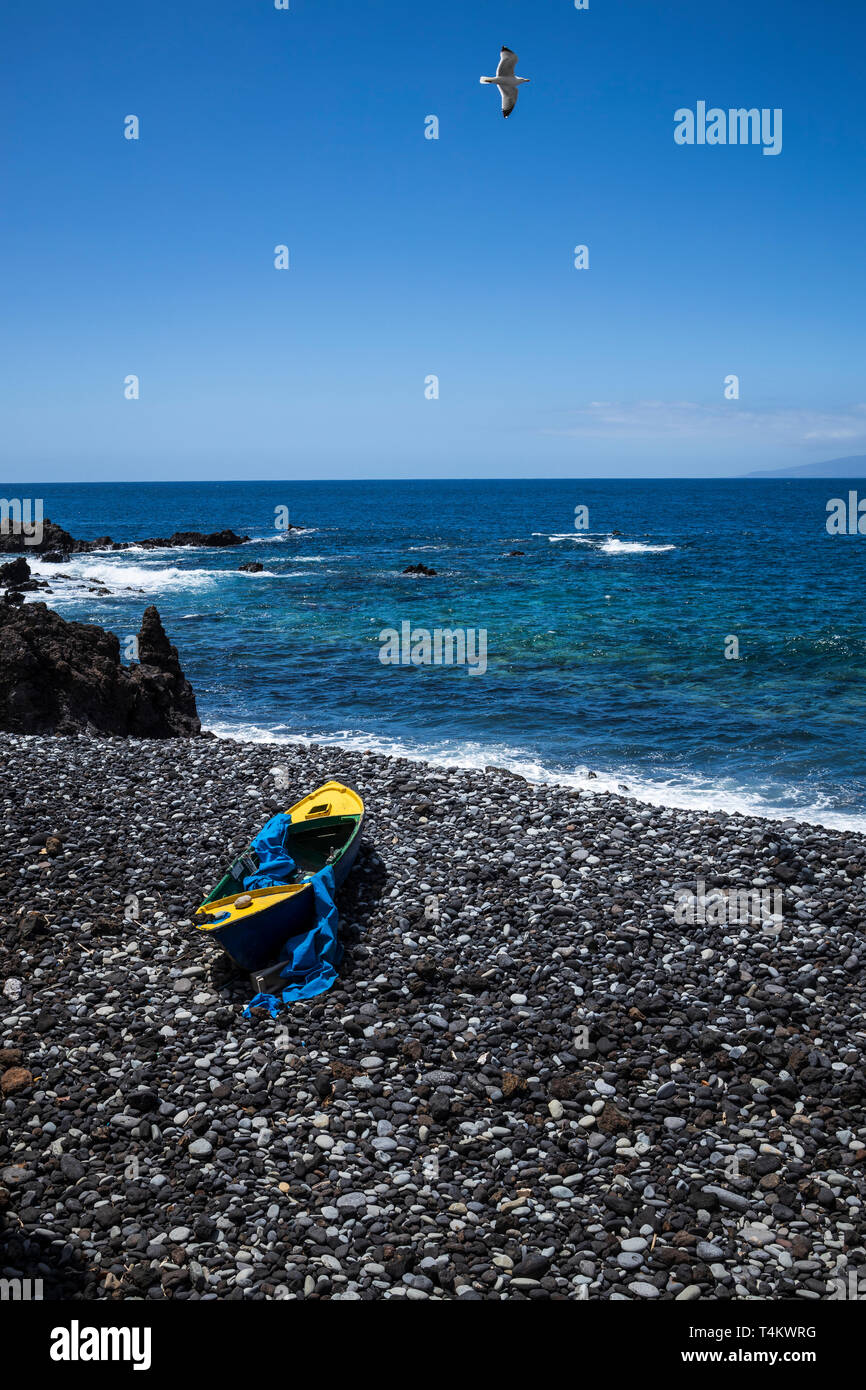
[286,814,359,872]
[201,814,359,905]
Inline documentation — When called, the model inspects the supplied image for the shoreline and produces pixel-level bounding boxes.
[9,567,863,833]
[7,502,866,836]
[2,731,864,1300]
[204,722,866,836]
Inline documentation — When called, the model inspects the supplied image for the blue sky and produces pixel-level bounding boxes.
[1,0,864,480]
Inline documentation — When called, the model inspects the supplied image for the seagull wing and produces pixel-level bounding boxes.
[496,47,518,78]
[500,84,518,118]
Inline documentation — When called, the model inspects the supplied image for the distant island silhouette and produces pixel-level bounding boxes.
[746,453,866,478]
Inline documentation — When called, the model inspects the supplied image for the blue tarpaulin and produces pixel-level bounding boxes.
[243,814,298,890]
[243,864,343,1017]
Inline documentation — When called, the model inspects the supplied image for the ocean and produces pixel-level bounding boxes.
[12,478,866,829]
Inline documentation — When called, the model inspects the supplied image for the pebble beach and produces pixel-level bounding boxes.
[1,731,865,1301]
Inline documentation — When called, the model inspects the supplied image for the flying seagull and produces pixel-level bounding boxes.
[480,46,530,119]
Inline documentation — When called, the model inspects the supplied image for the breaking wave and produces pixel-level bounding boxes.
[540,532,676,553]
[25,556,218,597]
[205,721,866,832]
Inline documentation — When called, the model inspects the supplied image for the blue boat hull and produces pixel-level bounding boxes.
[197,786,365,975]
[211,883,316,972]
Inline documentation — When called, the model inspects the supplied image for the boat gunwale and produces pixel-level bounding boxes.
[196,788,365,919]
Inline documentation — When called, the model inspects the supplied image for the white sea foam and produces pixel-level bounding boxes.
[223,566,318,578]
[103,543,208,556]
[599,538,676,554]
[541,532,676,553]
[24,553,323,604]
[236,569,318,578]
[205,721,866,832]
[245,529,319,543]
[26,555,217,597]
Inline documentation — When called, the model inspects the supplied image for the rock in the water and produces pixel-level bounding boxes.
[0,556,49,595]
[136,529,250,549]
[403,563,437,577]
[0,519,256,555]
[0,518,82,555]
[0,556,32,587]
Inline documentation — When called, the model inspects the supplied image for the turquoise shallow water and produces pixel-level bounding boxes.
[10,478,866,828]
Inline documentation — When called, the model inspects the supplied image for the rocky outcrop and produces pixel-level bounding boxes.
[0,520,255,556]
[0,557,33,587]
[0,603,201,737]
[0,519,84,555]
[135,530,250,550]
[0,557,50,595]
[238,561,264,573]
[403,563,437,577]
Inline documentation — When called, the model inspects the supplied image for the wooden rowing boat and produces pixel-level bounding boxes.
[195,780,364,971]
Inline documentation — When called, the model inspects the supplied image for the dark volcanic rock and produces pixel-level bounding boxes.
[0,557,32,588]
[238,561,264,573]
[0,520,253,555]
[135,529,250,549]
[0,518,84,556]
[403,563,437,577]
[0,554,50,595]
[1,735,864,1302]
[0,602,201,737]
[1,1068,33,1096]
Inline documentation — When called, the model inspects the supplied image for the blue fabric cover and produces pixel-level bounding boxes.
[243,865,342,1017]
[243,814,298,889]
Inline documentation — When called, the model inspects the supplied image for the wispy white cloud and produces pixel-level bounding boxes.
[544,401,866,449]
